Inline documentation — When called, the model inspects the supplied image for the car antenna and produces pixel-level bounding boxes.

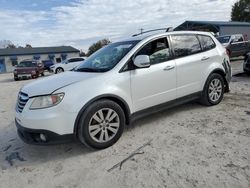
[132,27,173,37]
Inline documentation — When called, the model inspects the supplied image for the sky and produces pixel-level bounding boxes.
[0,0,238,51]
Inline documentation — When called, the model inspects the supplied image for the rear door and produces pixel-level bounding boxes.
[170,34,205,98]
[130,37,177,112]
[230,35,246,56]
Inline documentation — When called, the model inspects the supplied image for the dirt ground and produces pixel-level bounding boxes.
[0,60,249,188]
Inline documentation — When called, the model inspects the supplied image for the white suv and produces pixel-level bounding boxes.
[15,31,231,149]
[50,57,85,73]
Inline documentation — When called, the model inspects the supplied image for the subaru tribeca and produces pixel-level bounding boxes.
[15,31,231,149]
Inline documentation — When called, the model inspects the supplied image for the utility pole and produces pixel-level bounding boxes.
[140,28,144,34]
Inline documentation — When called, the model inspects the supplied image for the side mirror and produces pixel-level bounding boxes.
[133,55,150,68]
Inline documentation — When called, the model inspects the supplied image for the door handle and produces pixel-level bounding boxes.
[201,56,209,61]
[163,65,175,71]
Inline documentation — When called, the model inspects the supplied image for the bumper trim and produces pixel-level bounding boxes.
[16,119,75,145]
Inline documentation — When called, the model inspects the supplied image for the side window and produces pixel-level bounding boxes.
[171,35,201,58]
[136,38,171,65]
[68,59,78,63]
[198,35,216,51]
[238,36,244,42]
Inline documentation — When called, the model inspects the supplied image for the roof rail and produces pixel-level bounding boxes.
[132,27,173,37]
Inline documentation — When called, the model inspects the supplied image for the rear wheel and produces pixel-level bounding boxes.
[200,73,225,106]
[41,72,45,76]
[14,77,18,81]
[55,67,64,74]
[77,100,125,149]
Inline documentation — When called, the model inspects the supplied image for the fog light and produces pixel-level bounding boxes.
[40,134,47,142]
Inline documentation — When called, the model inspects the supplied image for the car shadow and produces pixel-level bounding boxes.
[127,101,203,130]
[233,72,250,78]
[0,101,203,169]
[0,121,94,169]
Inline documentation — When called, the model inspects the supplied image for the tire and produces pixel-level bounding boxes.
[41,72,45,76]
[200,73,225,106]
[77,100,125,149]
[14,77,18,81]
[55,67,64,74]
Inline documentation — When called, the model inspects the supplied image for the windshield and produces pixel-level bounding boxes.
[17,61,37,67]
[74,40,139,72]
[217,36,231,44]
[61,60,67,64]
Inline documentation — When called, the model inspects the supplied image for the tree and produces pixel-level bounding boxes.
[87,39,111,56]
[25,44,32,48]
[231,0,250,22]
[0,40,13,48]
[6,43,16,48]
[79,50,86,57]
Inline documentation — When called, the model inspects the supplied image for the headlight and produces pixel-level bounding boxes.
[29,93,64,110]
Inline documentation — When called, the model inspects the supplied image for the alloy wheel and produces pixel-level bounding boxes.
[88,108,120,143]
[208,78,222,102]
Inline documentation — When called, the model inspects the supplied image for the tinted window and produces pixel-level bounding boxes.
[17,61,36,67]
[198,35,216,51]
[171,35,201,58]
[217,36,230,43]
[232,36,243,42]
[136,38,171,65]
[70,58,84,62]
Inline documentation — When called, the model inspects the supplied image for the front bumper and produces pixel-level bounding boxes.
[16,119,74,145]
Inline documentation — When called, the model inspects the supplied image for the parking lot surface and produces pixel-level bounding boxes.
[0,60,249,188]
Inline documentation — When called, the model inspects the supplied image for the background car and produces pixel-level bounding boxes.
[42,60,54,72]
[50,57,85,73]
[216,34,250,58]
[13,60,44,81]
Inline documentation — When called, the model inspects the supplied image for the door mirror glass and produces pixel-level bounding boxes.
[133,55,150,68]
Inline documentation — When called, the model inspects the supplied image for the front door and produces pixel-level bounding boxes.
[130,37,176,112]
[0,59,6,73]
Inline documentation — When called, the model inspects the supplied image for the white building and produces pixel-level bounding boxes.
[0,46,80,73]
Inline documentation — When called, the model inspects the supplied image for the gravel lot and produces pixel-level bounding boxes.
[0,60,249,188]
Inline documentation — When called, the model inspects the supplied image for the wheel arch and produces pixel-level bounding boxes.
[206,68,229,92]
[73,94,131,136]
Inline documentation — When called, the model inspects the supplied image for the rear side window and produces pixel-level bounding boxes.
[171,35,201,58]
[198,35,216,51]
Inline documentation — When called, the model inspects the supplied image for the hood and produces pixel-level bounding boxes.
[21,71,101,97]
[15,67,37,72]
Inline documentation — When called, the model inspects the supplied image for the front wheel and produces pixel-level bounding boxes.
[77,100,125,149]
[55,67,64,74]
[200,73,225,106]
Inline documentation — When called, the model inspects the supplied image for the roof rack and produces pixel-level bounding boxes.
[132,27,173,37]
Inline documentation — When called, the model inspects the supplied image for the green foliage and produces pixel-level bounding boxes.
[87,39,111,56]
[25,44,32,48]
[6,43,16,48]
[79,50,86,57]
[231,0,250,22]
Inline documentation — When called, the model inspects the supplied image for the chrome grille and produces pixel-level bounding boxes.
[16,92,29,113]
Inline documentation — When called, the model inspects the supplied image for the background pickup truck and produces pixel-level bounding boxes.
[217,34,250,58]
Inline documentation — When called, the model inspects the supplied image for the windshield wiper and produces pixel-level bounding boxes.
[74,67,102,72]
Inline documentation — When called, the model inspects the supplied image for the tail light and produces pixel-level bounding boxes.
[226,49,230,57]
